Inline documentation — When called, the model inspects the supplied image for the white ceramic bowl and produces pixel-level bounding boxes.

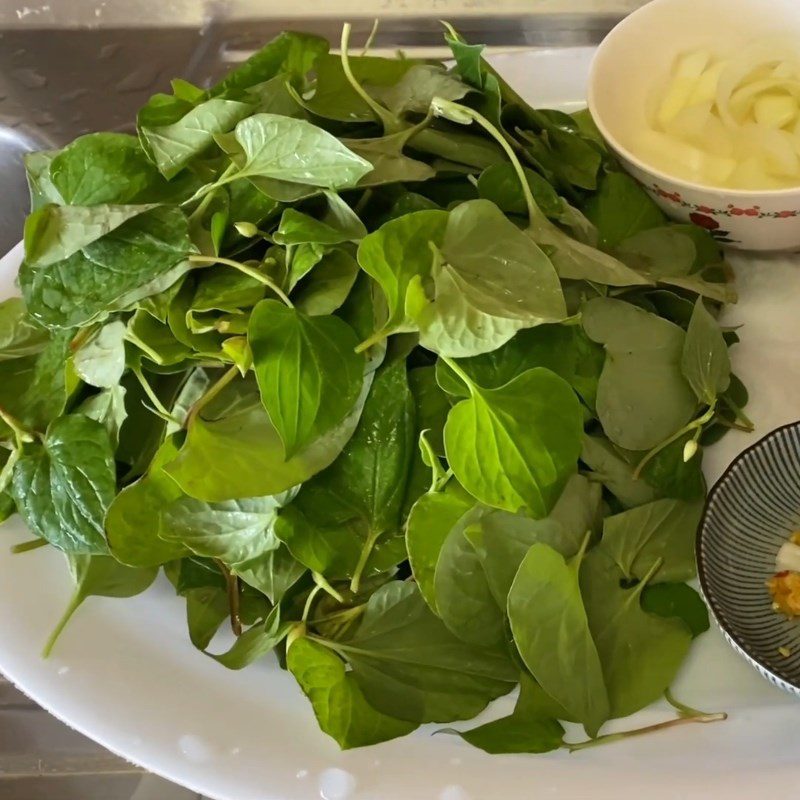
[588,0,800,252]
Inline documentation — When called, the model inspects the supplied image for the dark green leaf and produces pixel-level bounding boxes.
[12,415,116,554]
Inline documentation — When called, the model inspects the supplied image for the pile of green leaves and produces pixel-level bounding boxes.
[1,24,749,752]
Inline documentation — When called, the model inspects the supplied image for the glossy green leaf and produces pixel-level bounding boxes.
[405,482,474,613]
[681,298,731,405]
[445,674,565,754]
[580,548,692,718]
[340,582,516,724]
[640,582,710,638]
[12,415,116,554]
[249,299,364,458]
[601,498,703,584]
[225,113,373,189]
[444,367,583,517]
[508,542,609,736]
[164,375,370,502]
[288,636,418,748]
[20,206,193,330]
[582,297,697,450]
[73,320,126,388]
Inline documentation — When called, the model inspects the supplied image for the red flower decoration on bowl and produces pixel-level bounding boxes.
[689,212,720,230]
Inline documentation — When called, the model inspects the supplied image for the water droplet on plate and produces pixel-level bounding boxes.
[296,769,309,779]
[440,786,471,800]
[229,746,241,756]
[318,767,357,800]
[178,734,213,763]
[56,666,69,676]
[10,67,47,89]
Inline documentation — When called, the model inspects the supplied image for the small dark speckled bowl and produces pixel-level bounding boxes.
[698,422,800,696]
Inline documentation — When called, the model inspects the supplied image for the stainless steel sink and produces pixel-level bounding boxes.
[0,12,623,254]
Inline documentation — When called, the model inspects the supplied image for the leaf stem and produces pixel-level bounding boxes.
[132,367,180,425]
[632,404,716,480]
[188,255,293,307]
[11,538,47,555]
[664,689,726,720]
[430,97,538,228]
[42,591,82,658]
[350,528,383,594]
[313,572,344,603]
[440,356,476,395]
[185,365,239,429]
[340,23,397,133]
[720,394,754,431]
[216,559,242,637]
[360,18,380,56]
[354,328,389,354]
[302,584,323,622]
[567,711,727,752]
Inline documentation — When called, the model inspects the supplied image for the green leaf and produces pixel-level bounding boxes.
[292,248,360,317]
[76,385,128,446]
[434,506,507,647]
[49,133,179,205]
[405,482,474,613]
[446,674,565,754]
[527,207,649,287]
[582,172,664,249]
[45,553,157,656]
[127,309,193,367]
[343,133,436,187]
[508,542,609,736]
[580,435,659,508]
[640,582,710,638]
[139,97,254,179]
[580,548,692,718]
[224,113,373,190]
[371,64,470,115]
[477,162,563,219]
[638,431,706,502]
[445,33,485,89]
[288,636,418,749]
[185,586,230,650]
[357,209,448,334]
[164,375,370,502]
[437,200,565,325]
[0,331,73,434]
[275,354,414,580]
[233,545,306,604]
[20,206,193,330]
[466,474,601,607]
[681,299,731,405]
[0,298,49,360]
[303,54,420,122]
[207,605,290,670]
[73,320,126,388]
[159,491,292,565]
[249,299,364,458]
[273,192,367,246]
[617,227,697,278]
[444,367,583,517]
[340,582,516,724]
[105,436,188,567]
[24,202,155,267]
[24,150,62,209]
[582,297,697,450]
[601,498,703,584]
[12,415,116,554]
[209,31,328,96]
[436,324,604,410]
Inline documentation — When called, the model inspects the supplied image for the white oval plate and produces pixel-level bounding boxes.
[1,48,799,800]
